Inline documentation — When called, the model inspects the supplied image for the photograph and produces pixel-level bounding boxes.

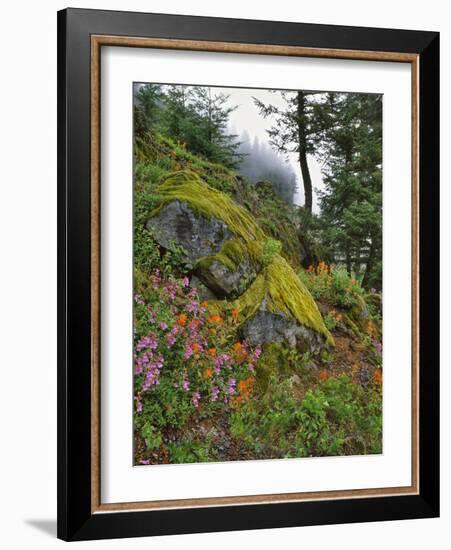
[132,82,384,466]
[51,4,439,542]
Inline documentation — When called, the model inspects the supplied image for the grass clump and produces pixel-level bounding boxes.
[230,373,382,458]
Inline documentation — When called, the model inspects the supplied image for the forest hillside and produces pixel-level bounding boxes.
[133,84,383,464]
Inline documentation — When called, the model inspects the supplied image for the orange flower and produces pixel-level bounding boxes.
[373,368,383,386]
[237,377,254,399]
[365,320,378,338]
[319,370,329,380]
[201,301,209,308]
[318,261,329,274]
[192,342,201,353]
[207,348,217,357]
[230,395,244,408]
[177,313,187,326]
[209,328,217,335]
[335,313,342,322]
[208,315,224,325]
[233,341,247,361]
[239,377,253,391]
[203,367,213,380]
[231,308,240,320]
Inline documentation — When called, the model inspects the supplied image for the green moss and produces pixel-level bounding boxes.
[262,238,282,266]
[255,346,280,392]
[155,171,265,242]
[153,170,267,271]
[266,256,333,345]
[194,238,251,272]
[231,255,334,347]
[343,313,363,339]
[152,171,333,346]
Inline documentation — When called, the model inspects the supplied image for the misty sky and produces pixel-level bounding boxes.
[215,86,324,213]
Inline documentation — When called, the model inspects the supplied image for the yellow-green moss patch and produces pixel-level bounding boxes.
[154,170,265,242]
[230,255,334,346]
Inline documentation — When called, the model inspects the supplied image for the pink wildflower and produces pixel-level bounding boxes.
[165,332,176,347]
[134,294,145,306]
[192,391,201,407]
[187,300,198,314]
[210,385,219,402]
[227,378,236,395]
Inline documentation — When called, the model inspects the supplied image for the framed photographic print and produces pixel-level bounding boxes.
[57,8,439,541]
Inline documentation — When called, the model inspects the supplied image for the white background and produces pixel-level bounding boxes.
[102,47,412,503]
[0,0,448,548]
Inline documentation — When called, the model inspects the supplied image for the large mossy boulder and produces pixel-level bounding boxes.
[146,200,232,264]
[147,171,333,351]
[148,171,264,298]
[231,255,334,351]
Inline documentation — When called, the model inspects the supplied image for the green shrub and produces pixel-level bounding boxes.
[262,238,282,266]
[230,373,382,458]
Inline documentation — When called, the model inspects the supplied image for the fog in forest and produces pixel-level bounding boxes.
[235,131,297,204]
[221,87,324,212]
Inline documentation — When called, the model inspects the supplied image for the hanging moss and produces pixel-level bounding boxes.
[266,256,334,346]
[154,171,265,241]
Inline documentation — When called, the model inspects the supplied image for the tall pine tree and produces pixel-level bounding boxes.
[254,91,323,213]
[317,92,382,289]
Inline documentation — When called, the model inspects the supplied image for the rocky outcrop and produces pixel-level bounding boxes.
[242,306,326,354]
[194,256,256,299]
[146,200,231,266]
[147,170,333,352]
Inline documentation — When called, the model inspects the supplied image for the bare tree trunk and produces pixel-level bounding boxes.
[299,151,313,213]
[297,92,313,214]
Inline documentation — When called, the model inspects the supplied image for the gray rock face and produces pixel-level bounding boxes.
[146,201,231,264]
[242,302,325,353]
[148,200,257,298]
[194,258,256,299]
[189,275,218,301]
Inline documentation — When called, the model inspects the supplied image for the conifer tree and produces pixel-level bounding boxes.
[254,91,322,213]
